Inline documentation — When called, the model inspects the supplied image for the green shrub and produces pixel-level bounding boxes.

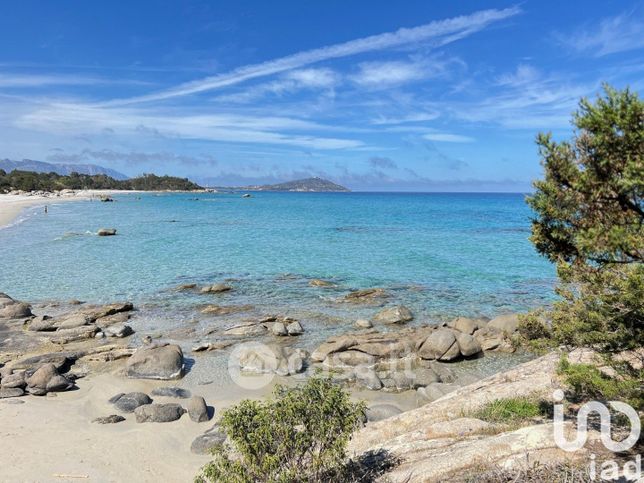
[196,377,366,483]
[473,396,549,424]
[557,355,643,411]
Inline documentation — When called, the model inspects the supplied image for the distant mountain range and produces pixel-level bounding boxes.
[0,159,129,180]
[212,177,350,192]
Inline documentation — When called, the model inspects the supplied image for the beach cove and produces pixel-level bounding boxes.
[1,191,560,481]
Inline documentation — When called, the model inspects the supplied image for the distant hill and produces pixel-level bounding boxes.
[227,177,350,192]
[0,159,129,180]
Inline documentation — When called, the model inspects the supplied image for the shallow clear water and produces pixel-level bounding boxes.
[0,192,555,333]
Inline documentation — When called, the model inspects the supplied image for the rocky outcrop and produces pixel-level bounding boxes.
[348,353,595,482]
[310,321,515,393]
[309,279,334,287]
[125,344,184,380]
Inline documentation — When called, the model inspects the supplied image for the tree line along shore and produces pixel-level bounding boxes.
[0,170,203,193]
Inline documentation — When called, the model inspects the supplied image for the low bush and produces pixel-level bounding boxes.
[196,377,366,483]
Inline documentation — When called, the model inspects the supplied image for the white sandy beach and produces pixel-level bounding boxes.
[0,190,151,229]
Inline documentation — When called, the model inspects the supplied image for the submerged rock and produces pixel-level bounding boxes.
[125,344,184,380]
[309,279,334,287]
[343,288,389,304]
[200,283,232,294]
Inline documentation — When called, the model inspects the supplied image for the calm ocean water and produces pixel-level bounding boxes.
[0,192,555,334]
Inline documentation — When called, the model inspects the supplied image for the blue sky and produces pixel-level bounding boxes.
[0,1,642,191]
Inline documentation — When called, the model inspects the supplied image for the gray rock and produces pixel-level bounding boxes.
[187,396,210,422]
[112,392,153,413]
[456,332,483,357]
[392,372,415,391]
[271,322,288,336]
[488,314,520,334]
[0,387,24,398]
[413,367,441,386]
[354,319,373,329]
[191,426,227,454]
[343,288,389,304]
[365,404,403,422]
[57,313,93,330]
[26,363,73,394]
[151,387,191,399]
[418,329,460,361]
[200,283,232,294]
[237,344,306,376]
[323,349,376,369]
[46,374,75,392]
[28,315,57,332]
[373,305,413,324]
[134,403,186,423]
[0,302,32,319]
[355,368,383,390]
[417,382,459,403]
[48,325,99,343]
[97,228,117,236]
[93,415,126,424]
[0,371,26,389]
[286,321,304,335]
[10,353,71,372]
[103,323,134,338]
[448,317,480,335]
[125,344,184,380]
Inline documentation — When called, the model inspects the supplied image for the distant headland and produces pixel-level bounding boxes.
[212,177,351,192]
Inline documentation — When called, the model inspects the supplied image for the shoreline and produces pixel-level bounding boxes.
[0,189,201,229]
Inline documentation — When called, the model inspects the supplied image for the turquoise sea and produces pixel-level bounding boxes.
[0,191,555,324]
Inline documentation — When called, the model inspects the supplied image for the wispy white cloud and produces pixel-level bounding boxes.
[0,73,149,88]
[370,111,440,125]
[423,132,474,143]
[102,6,520,106]
[350,60,428,87]
[15,103,364,150]
[213,67,339,104]
[557,12,644,57]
